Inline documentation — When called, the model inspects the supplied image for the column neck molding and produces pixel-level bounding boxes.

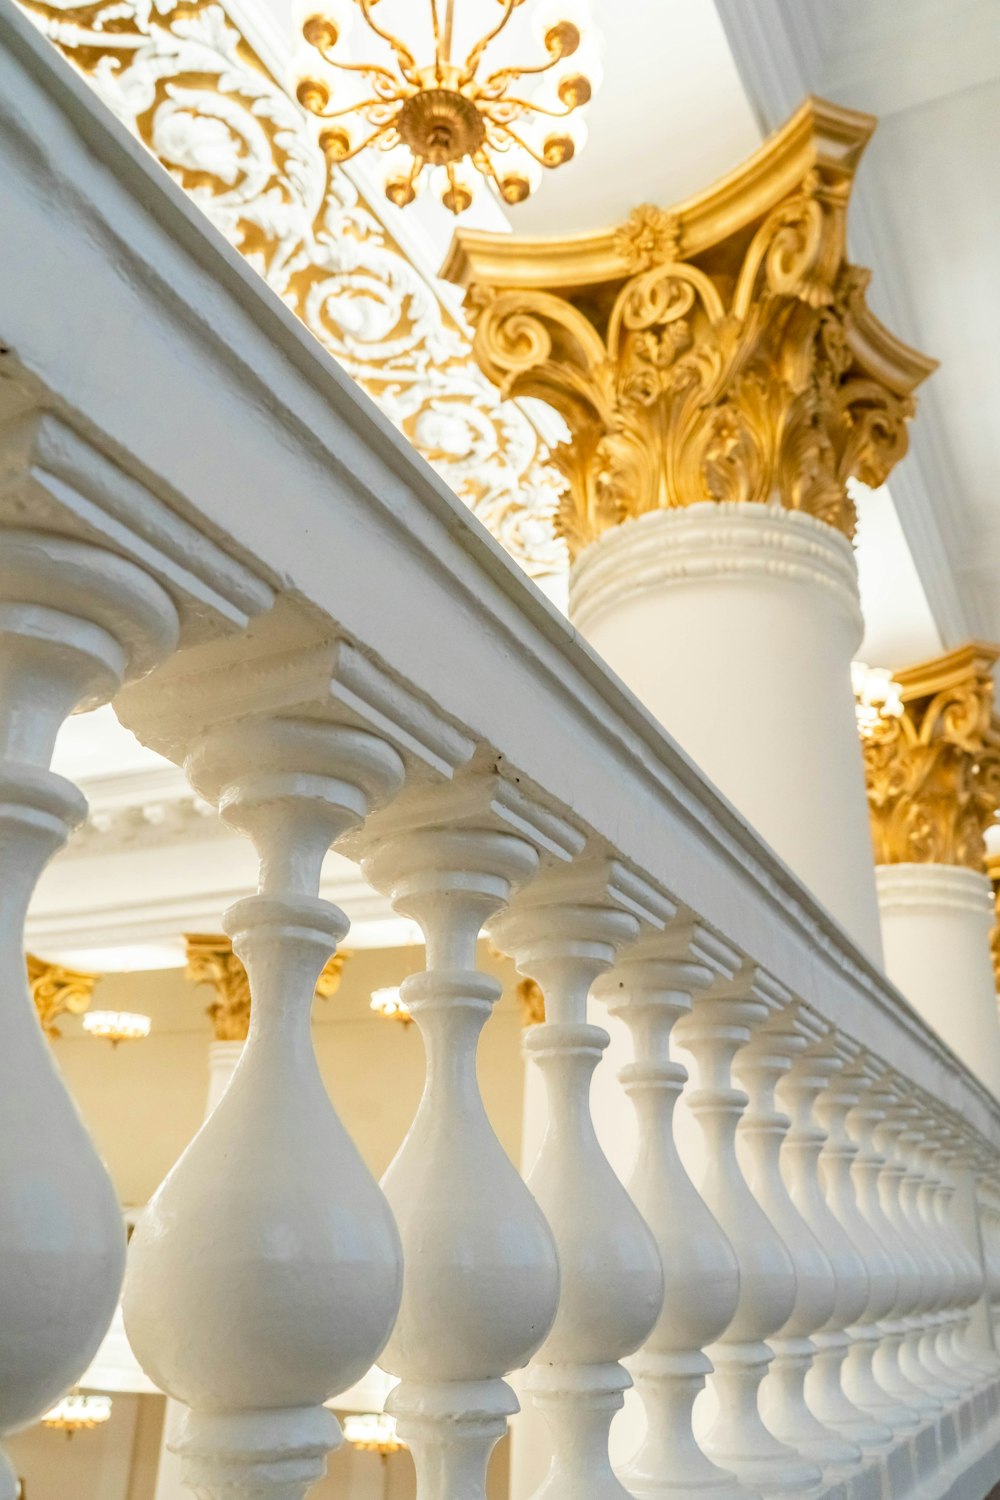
[569,501,862,639]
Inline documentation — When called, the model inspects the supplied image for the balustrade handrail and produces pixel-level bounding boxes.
[0,0,997,1147]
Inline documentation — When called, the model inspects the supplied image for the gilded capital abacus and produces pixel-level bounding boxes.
[184,934,351,1042]
[861,643,1000,871]
[27,954,99,1038]
[443,98,936,559]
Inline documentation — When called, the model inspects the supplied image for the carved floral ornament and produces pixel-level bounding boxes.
[15,0,565,578]
[444,100,938,560]
[27,954,99,1038]
[861,643,1000,872]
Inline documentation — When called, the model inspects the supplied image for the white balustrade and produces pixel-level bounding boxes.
[600,922,747,1500]
[778,1033,895,1458]
[124,719,405,1500]
[845,1063,936,1424]
[893,1104,967,1406]
[815,1042,921,1436]
[2,21,1000,1498]
[489,863,665,1500]
[0,532,178,1500]
[674,970,822,1495]
[870,1075,945,1414]
[360,781,567,1500]
[735,1001,863,1478]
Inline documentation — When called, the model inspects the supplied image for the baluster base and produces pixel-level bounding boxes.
[621,1351,757,1500]
[173,1405,340,1500]
[806,1335,893,1454]
[700,1342,823,1495]
[528,1361,637,1500]
[763,1339,862,1473]
[389,1377,517,1500]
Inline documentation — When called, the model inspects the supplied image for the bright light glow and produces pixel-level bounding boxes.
[42,1393,113,1433]
[369,987,411,1024]
[342,1411,404,1453]
[852,661,904,738]
[82,1011,152,1045]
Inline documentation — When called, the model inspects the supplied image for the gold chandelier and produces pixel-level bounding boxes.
[296,0,596,213]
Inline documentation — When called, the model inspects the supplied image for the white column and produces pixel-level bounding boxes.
[360,786,563,1500]
[570,502,881,960]
[125,719,405,1500]
[0,531,178,1500]
[490,866,664,1500]
[601,925,746,1500]
[876,865,1000,1098]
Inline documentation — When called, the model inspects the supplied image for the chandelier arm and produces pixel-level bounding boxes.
[326,119,398,161]
[357,0,422,85]
[483,95,578,121]
[488,120,550,167]
[312,96,401,121]
[480,50,566,94]
[457,0,518,86]
[314,46,403,95]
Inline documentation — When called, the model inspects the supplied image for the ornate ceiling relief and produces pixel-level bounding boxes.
[185,933,350,1042]
[15,0,566,578]
[444,100,937,560]
[861,644,1000,871]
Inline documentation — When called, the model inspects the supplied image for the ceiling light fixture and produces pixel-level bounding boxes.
[82,1011,152,1047]
[369,987,413,1025]
[41,1393,113,1437]
[296,0,597,213]
[342,1411,405,1456]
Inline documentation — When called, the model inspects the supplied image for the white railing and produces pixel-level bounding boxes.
[1,7,999,1500]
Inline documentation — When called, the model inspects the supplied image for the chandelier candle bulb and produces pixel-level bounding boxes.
[82,1011,151,1046]
[296,0,597,213]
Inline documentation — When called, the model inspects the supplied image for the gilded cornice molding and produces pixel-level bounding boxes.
[444,98,937,560]
[862,643,1000,872]
[185,933,350,1042]
[15,0,564,578]
[27,953,99,1038]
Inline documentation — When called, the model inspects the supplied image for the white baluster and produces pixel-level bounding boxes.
[815,1041,920,1435]
[846,1063,937,1423]
[673,969,822,1495]
[600,922,748,1500]
[490,864,664,1500]
[869,1075,945,1413]
[125,718,405,1500]
[922,1117,987,1388]
[893,1105,966,1404]
[734,1000,862,1477]
[360,781,567,1500]
[778,1033,894,1457]
[0,530,178,1500]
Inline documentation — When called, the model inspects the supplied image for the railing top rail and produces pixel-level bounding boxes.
[2,0,998,1144]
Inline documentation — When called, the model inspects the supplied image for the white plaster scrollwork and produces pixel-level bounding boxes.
[17,0,567,581]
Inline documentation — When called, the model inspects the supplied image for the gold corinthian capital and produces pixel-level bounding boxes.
[861,643,1000,872]
[442,98,937,559]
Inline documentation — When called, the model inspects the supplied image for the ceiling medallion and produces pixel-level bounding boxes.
[297,0,596,213]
